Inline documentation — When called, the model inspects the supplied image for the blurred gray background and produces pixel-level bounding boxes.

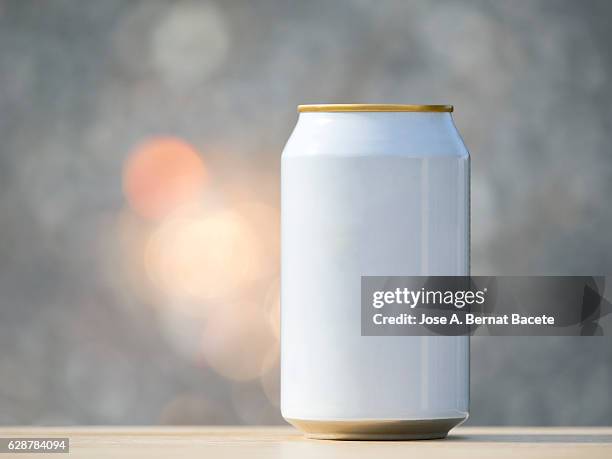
[1,0,611,426]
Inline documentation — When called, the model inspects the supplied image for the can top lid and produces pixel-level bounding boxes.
[298,104,453,113]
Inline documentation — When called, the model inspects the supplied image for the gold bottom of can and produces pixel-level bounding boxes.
[286,417,466,440]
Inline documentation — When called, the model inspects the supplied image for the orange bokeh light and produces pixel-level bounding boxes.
[123,137,207,220]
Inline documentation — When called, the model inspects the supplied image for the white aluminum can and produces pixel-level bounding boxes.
[281,104,469,440]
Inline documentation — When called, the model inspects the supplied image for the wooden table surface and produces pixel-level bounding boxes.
[1,426,611,459]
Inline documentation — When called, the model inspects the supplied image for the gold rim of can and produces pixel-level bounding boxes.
[298,104,454,113]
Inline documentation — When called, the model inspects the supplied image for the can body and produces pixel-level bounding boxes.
[281,106,470,440]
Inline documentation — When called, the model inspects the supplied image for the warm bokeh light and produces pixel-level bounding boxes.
[144,209,264,302]
[123,137,208,220]
[201,302,278,382]
[234,202,280,279]
[119,140,282,394]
